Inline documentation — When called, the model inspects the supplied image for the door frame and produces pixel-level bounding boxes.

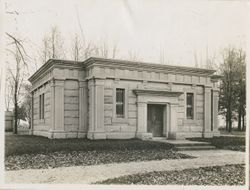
[147,102,170,138]
[147,104,164,137]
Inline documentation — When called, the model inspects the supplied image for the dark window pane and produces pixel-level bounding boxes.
[116,89,124,102]
[187,93,193,106]
[116,104,124,117]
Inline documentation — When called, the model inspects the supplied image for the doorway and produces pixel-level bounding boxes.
[147,104,164,137]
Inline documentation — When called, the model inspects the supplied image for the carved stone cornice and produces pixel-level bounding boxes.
[28,59,83,83]
[83,57,216,76]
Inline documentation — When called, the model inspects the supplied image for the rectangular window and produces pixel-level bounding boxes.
[39,93,45,119]
[186,93,194,119]
[116,88,125,118]
[211,90,213,131]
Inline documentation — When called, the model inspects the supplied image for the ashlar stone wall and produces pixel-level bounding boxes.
[33,81,51,136]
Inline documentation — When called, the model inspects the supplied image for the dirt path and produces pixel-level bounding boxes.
[5,150,245,184]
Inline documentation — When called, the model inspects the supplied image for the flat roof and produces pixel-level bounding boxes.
[29,57,216,82]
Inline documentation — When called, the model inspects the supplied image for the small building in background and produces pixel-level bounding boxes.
[5,111,13,132]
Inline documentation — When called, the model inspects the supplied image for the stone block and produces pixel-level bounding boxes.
[120,125,136,132]
[104,117,112,125]
[128,105,137,111]
[197,101,203,107]
[104,104,112,111]
[192,76,199,83]
[128,111,137,118]
[197,113,204,120]
[196,107,203,113]
[65,97,78,104]
[196,94,203,101]
[64,117,79,125]
[106,132,135,139]
[104,96,113,104]
[104,89,113,96]
[176,74,184,82]
[128,97,136,104]
[177,119,183,126]
[104,110,112,117]
[184,75,191,83]
[64,103,78,111]
[87,132,106,139]
[65,110,79,118]
[200,77,206,84]
[65,80,78,90]
[65,124,78,132]
[177,106,185,113]
[64,89,78,97]
[129,118,137,126]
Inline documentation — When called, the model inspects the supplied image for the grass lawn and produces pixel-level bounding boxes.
[97,164,245,185]
[5,135,193,170]
[187,136,245,152]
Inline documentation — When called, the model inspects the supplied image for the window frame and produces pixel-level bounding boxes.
[112,84,129,124]
[116,88,125,118]
[39,93,45,119]
[186,92,194,120]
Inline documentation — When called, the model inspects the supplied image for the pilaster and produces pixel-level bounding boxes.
[136,101,152,139]
[78,80,88,138]
[49,79,65,138]
[212,89,220,134]
[168,103,178,139]
[203,86,212,138]
[87,78,106,139]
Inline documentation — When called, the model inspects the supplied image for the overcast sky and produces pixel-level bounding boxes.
[4,0,247,70]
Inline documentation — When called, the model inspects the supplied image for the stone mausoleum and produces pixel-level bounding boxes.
[28,57,220,139]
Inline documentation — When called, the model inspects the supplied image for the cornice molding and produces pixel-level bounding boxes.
[83,57,216,76]
[28,59,83,83]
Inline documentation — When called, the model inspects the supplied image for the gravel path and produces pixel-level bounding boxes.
[5,150,245,184]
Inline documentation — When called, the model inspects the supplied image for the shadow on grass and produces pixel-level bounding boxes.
[5,135,175,157]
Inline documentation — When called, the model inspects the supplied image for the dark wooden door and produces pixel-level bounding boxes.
[147,105,164,137]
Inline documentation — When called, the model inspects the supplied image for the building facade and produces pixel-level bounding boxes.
[28,57,220,139]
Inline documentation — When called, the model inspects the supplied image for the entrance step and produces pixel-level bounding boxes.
[150,138,216,151]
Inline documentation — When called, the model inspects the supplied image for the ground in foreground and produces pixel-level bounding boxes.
[97,164,245,185]
[5,135,192,170]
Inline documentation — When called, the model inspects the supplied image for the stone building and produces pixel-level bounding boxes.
[28,57,220,139]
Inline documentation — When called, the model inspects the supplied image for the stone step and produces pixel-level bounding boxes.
[175,145,216,151]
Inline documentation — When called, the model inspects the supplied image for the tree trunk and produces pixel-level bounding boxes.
[242,114,245,131]
[237,108,242,131]
[228,119,232,133]
[225,114,229,131]
[228,107,232,133]
[13,93,18,134]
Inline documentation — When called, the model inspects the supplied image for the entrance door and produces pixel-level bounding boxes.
[147,104,164,137]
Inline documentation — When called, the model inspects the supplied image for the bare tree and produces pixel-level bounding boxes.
[5,75,13,111]
[112,43,118,59]
[235,49,246,131]
[128,50,140,61]
[40,26,65,63]
[41,35,51,63]
[219,47,240,132]
[71,33,82,61]
[6,48,27,133]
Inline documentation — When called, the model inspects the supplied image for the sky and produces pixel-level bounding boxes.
[3,0,247,71]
